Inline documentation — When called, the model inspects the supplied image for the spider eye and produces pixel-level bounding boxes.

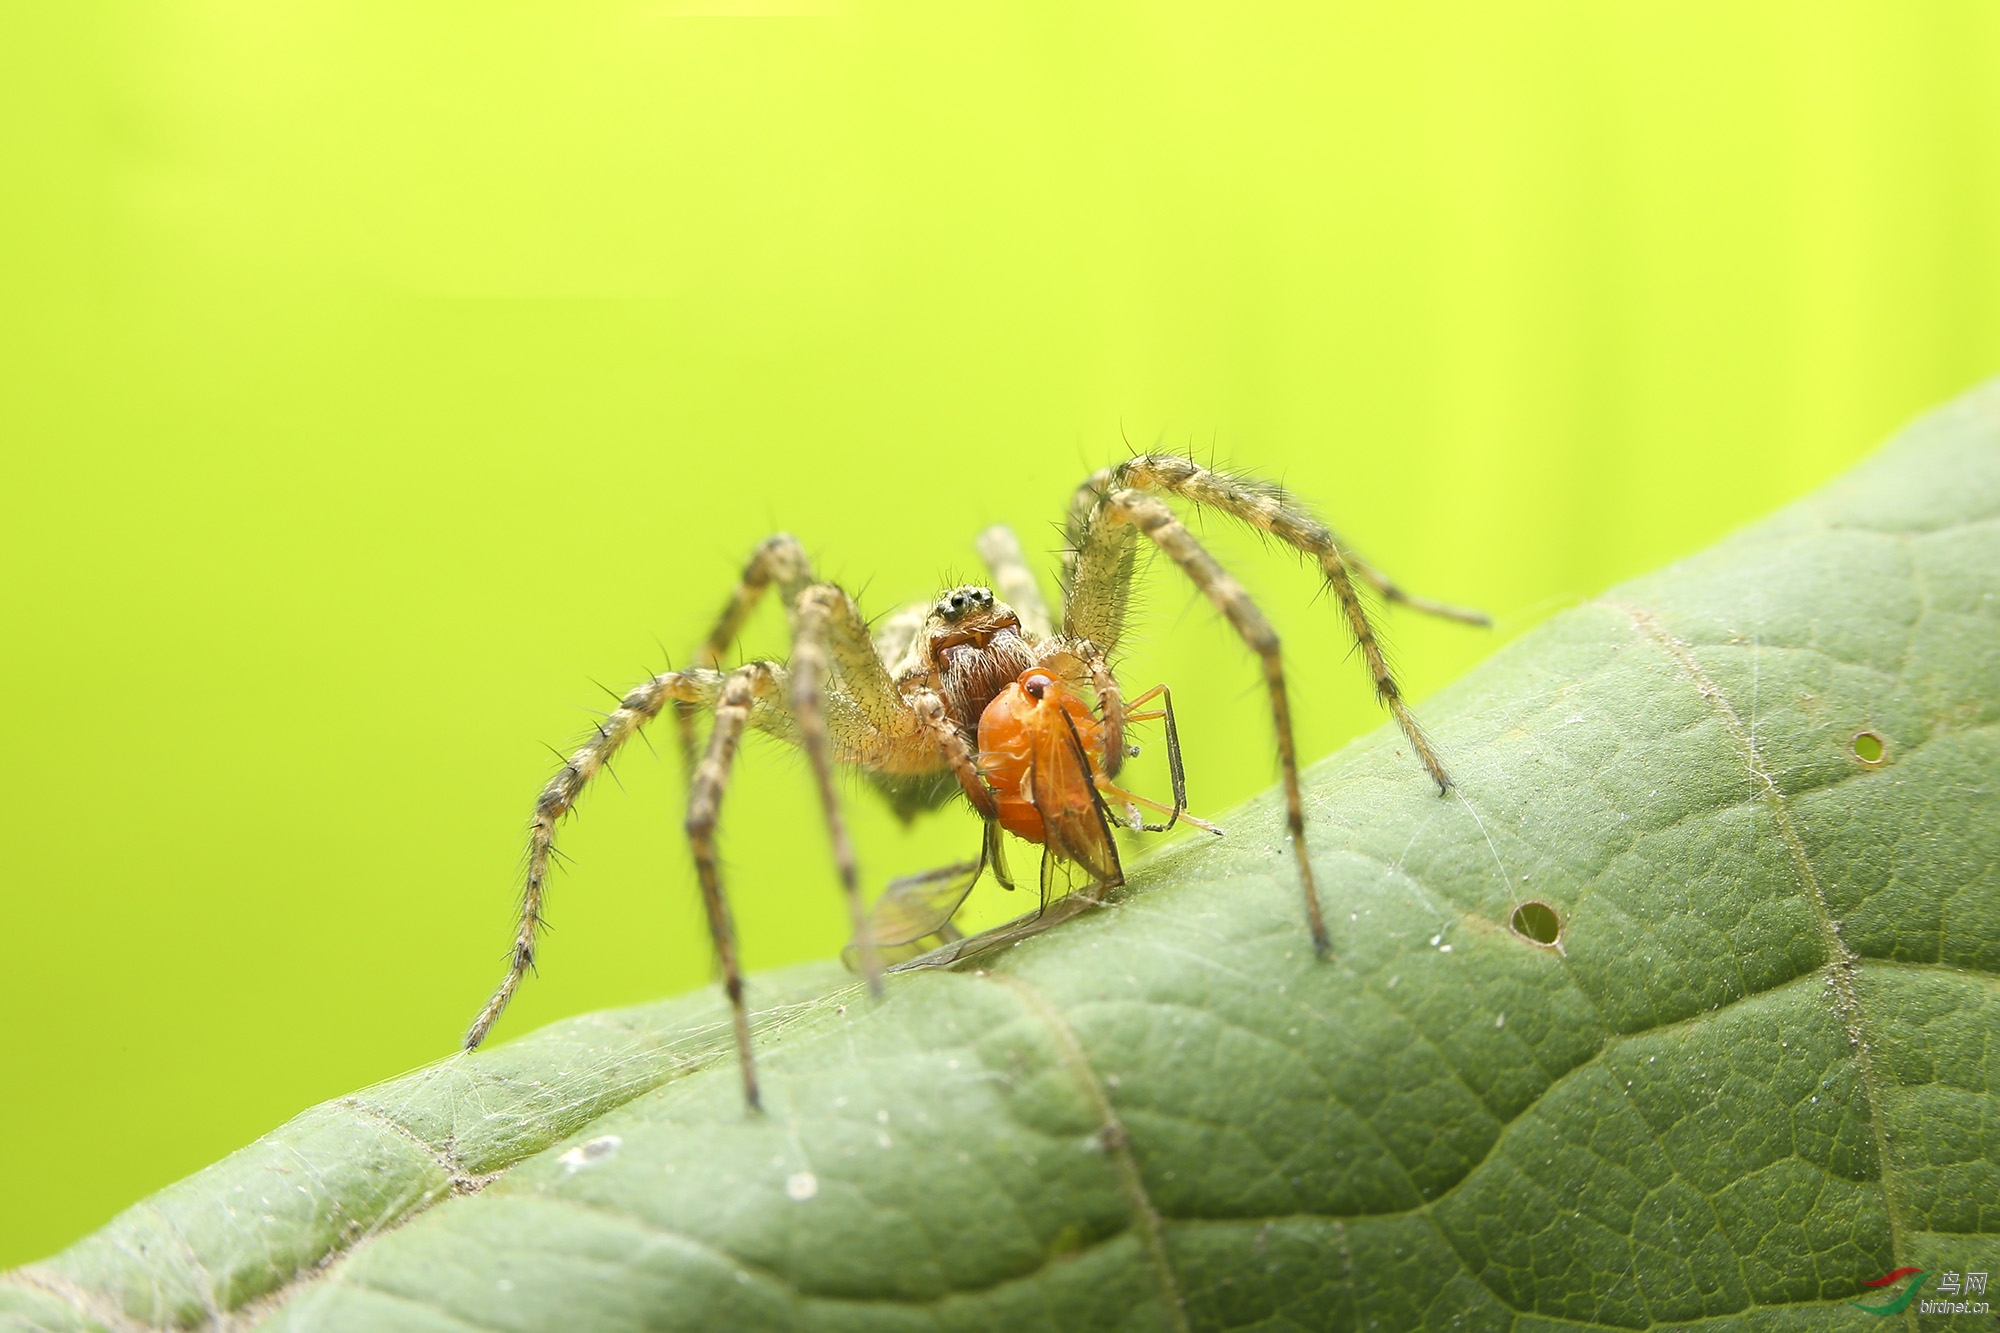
[1022,672,1053,699]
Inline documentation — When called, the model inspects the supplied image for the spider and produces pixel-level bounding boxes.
[464,455,1486,1109]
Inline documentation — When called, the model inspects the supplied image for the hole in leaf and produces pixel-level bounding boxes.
[1851,730,1887,766]
[1510,901,1562,946]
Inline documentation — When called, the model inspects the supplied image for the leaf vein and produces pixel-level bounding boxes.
[982,970,1191,1333]
[1607,599,1910,1274]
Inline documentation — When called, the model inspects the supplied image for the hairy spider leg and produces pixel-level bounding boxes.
[1319,540,1448,793]
[464,664,732,1051]
[1083,649,1126,777]
[1083,490,1334,958]
[684,663,776,1110]
[828,688,1012,963]
[975,524,1055,639]
[791,582,924,997]
[469,478,1466,1107]
[914,687,1000,820]
[469,554,986,1109]
[676,534,816,772]
[868,602,932,675]
[1064,454,1466,793]
[1343,552,1490,626]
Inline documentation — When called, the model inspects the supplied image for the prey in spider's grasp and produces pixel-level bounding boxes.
[844,660,1221,971]
[463,455,1488,1110]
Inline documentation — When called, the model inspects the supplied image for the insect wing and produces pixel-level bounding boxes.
[1030,706,1123,888]
[862,858,984,945]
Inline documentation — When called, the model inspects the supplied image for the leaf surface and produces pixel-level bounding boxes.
[7,383,1999,1332]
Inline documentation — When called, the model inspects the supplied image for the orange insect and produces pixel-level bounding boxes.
[848,655,1219,967]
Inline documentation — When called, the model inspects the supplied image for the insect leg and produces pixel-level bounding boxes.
[1158,683,1187,820]
[1093,686,1224,835]
[1099,785,1223,835]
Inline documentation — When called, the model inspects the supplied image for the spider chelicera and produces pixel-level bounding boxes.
[464,455,1486,1108]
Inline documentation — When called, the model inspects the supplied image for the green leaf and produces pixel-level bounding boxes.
[7,381,1999,1332]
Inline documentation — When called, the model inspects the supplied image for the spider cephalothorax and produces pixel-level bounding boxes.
[465,456,1486,1109]
[896,584,1040,739]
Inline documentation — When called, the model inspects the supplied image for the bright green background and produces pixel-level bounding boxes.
[3,1,1997,1270]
